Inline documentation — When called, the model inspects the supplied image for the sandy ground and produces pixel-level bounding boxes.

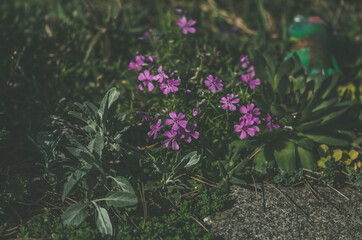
[204,182,361,240]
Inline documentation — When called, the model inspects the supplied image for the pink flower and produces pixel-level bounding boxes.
[147,54,158,62]
[154,66,169,83]
[128,55,145,71]
[241,73,260,90]
[234,118,260,140]
[163,130,182,150]
[138,70,155,92]
[137,29,152,40]
[141,115,150,122]
[240,104,260,117]
[176,16,196,35]
[192,108,198,117]
[220,94,239,111]
[181,123,199,143]
[165,112,188,131]
[204,75,223,93]
[160,77,180,95]
[148,119,163,140]
[265,113,280,131]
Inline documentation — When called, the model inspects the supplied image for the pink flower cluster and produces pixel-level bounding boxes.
[147,112,199,151]
[233,105,280,140]
[239,55,260,90]
[129,53,181,95]
[234,104,261,140]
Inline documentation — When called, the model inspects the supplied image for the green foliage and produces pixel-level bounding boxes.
[253,53,355,174]
[273,169,303,186]
[17,211,105,240]
[196,185,230,218]
[18,185,229,239]
[316,144,361,186]
[1,0,361,238]
[348,169,362,190]
[117,201,214,240]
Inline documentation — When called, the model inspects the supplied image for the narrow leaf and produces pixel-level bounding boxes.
[303,134,349,147]
[229,177,247,186]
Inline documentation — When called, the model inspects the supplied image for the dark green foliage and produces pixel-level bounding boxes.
[1,0,361,239]
[17,191,226,239]
[253,53,356,174]
[17,212,104,240]
[348,169,362,190]
[196,185,230,218]
[273,169,303,186]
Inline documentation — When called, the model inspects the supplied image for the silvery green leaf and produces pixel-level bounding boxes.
[93,133,104,160]
[62,164,93,202]
[94,204,113,236]
[61,203,88,226]
[104,191,138,208]
[184,151,200,169]
[99,88,120,122]
[107,176,135,194]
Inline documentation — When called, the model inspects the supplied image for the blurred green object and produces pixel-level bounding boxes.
[286,15,341,77]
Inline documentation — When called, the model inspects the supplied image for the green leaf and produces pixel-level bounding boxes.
[289,136,314,150]
[254,51,273,82]
[296,146,316,170]
[93,133,104,160]
[61,203,88,226]
[65,147,87,164]
[94,204,113,236]
[303,134,349,147]
[319,107,349,125]
[74,102,97,122]
[62,164,93,202]
[35,131,54,150]
[273,141,296,173]
[253,148,268,173]
[98,88,120,123]
[80,151,105,176]
[312,98,338,113]
[184,151,201,169]
[295,119,323,132]
[228,159,249,177]
[320,73,339,99]
[68,111,88,123]
[172,151,200,173]
[229,177,247,186]
[103,191,138,208]
[218,161,228,178]
[277,75,290,101]
[275,57,294,89]
[107,176,136,195]
[154,162,170,174]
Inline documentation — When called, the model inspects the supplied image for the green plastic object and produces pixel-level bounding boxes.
[286,15,341,77]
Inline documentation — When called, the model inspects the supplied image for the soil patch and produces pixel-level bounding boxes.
[204,183,362,239]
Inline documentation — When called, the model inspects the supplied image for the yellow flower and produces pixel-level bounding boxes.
[333,149,343,162]
[348,149,359,161]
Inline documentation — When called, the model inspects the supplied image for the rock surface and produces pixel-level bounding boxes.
[205,183,361,240]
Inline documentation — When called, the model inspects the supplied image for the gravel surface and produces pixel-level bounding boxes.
[204,183,362,240]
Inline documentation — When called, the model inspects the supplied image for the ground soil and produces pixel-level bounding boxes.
[204,182,361,240]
